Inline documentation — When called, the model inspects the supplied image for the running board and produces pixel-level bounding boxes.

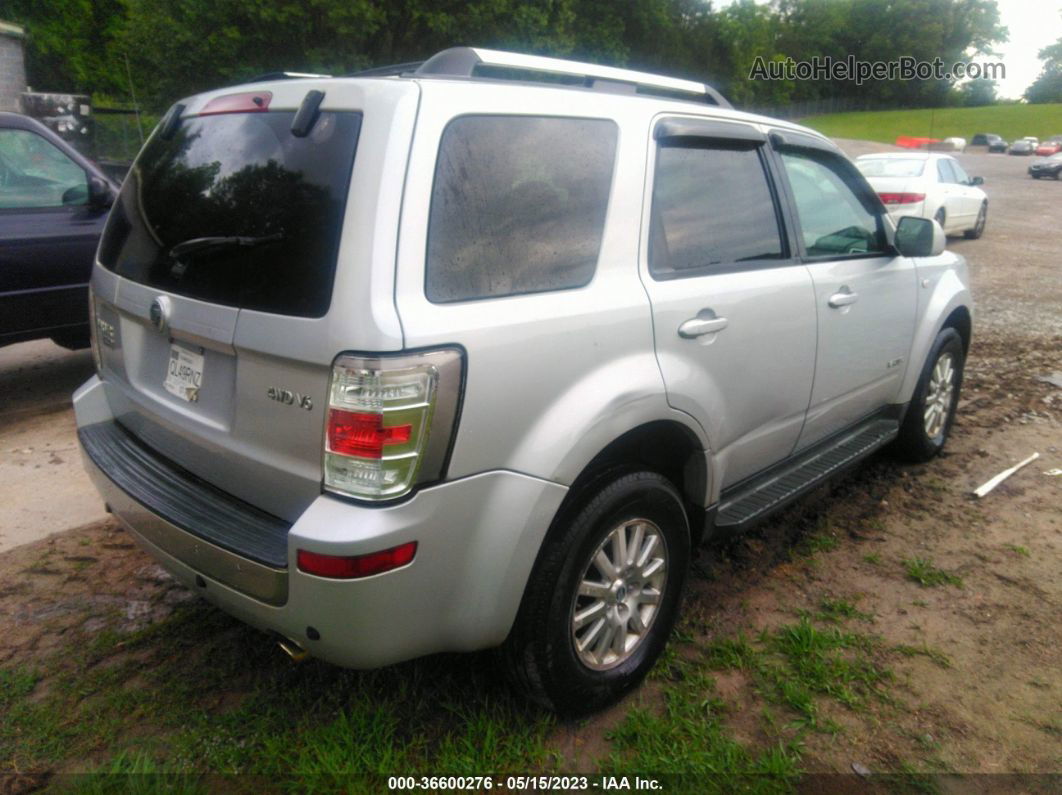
[715,419,899,533]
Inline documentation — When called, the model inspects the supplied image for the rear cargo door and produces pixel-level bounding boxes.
[93,80,418,521]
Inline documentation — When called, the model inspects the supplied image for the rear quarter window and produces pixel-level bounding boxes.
[426,115,618,303]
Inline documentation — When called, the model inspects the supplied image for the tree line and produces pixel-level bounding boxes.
[5,0,1054,113]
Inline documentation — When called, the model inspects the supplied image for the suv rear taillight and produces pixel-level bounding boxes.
[323,349,464,501]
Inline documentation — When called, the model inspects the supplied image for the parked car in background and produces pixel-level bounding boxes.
[1028,152,1062,179]
[928,137,966,152]
[1034,141,1061,156]
[987,135,1008,152]
[1009,139,1036,156]
[970,133,1008,153]
[0,112,118,349]
[856,152,987,239]
[73,47,972,713]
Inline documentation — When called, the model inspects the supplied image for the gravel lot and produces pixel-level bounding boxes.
[0,140,1058,784]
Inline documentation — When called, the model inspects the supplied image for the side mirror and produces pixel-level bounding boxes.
[895,216,945,258]
[969,176,984,186]
[88,176,114,209]
[61,183,89,206]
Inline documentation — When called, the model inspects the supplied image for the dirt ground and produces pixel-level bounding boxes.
[0,141,1059,785]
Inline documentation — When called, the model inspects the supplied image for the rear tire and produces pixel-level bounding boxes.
[893,328,965,463]
[501,470,690,715]
[964,202,987,239]
[933,208,946,234]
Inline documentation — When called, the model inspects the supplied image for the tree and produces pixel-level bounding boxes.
[959,77,997,106]
[1025,39,1062,104]
[1,0,1014,113]
[1,0,129,97]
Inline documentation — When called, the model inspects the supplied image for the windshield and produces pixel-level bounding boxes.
[98,110,361,317]
[856,158,926,178]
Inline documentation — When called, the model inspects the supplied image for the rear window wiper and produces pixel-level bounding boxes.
[168,233,285,261]
[167,233,284,279]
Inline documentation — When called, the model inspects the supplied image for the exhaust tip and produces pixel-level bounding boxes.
[278,637,309,663]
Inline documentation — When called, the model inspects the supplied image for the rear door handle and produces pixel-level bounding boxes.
[828,290,859,308]
[678,316,728,338]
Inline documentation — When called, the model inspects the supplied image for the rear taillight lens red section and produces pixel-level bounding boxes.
[878,192,926,205]
[327,410,412,459]
[200,91,272,116]
[297,542,417,579]
[323,349,463,502]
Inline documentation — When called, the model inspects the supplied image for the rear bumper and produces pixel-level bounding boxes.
[74,376,568,668]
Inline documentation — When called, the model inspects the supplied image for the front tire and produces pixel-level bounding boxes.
[502,471,690,715]
[893,328,965,462]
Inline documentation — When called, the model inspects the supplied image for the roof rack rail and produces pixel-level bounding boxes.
[244,71,332,84]
[347,61,424,78]
[413,47,730,108]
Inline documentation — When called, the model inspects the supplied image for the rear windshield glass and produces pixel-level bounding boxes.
[98,111,361,317]
[856,158,926,178]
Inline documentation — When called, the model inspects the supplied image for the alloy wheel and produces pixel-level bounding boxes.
[570,518,668,670]
[923,352,955,439]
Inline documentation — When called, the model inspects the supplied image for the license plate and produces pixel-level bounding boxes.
[164,344,204,403]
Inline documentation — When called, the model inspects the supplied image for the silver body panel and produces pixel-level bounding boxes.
[76,70,972,665]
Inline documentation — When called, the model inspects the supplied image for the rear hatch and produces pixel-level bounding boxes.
[91,79,418,521]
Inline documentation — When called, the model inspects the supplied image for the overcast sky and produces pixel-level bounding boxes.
[716,0,1062,99]
[992,0,1062,98]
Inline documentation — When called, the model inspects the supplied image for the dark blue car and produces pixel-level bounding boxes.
[0,111,119,349]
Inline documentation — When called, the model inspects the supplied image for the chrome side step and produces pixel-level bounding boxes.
[715,419,899,533]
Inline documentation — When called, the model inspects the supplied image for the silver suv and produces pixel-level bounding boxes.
[75,48,971,713]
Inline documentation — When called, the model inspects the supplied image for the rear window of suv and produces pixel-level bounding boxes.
[426,115,618,303]
[98,110,361,317]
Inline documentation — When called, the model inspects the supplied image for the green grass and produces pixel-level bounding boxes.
[801,103,1062,145]
[704,617,891,732]
[0,603,554,787]
[1004,544,1031,558]
[903,558,964,588]
[893,644,952,669]
[0,666,38,707]
[605,667,801,793]
[0,560,954,787]
[816,597,874,624]
[796,518,841,557]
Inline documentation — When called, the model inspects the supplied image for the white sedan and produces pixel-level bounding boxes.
[855,152,988,239]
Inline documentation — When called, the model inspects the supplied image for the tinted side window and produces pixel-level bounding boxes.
[649,143,784,277]
[780,150,886,258]
[948,159,970,184]
[426,116,617,303]
[936,160,955,183]
[0,129,87,209]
